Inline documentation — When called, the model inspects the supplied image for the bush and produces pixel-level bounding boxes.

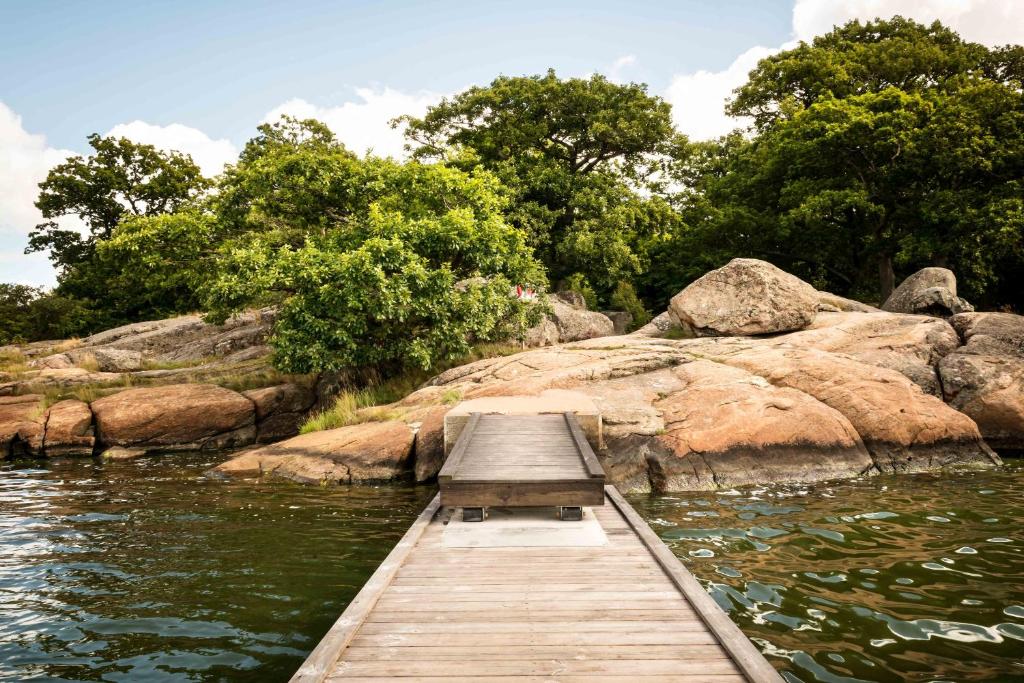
[609,281,651,330]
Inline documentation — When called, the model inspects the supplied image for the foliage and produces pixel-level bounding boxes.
[609,281,651,330]
[655,17,1024,306]
[206,159,546,374]
[0,284,93,344]
[27,134,209,310]
[402,70,677,295]
[559,273,598,311]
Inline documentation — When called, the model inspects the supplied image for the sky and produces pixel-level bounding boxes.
[2,0,1022,287]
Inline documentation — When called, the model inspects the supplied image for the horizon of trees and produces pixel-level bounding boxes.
[4,16,1023,377]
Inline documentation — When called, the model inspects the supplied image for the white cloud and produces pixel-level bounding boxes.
[262,87,444,159]
[793,0,1024,46]
[665,45,782,140]
[609,54,637,82]
[106,120,238,176]
[0,102,76,286]
[665,0,1023,141]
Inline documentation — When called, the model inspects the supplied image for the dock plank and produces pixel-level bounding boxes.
[292,488,783,682]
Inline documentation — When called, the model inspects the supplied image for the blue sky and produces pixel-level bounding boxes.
[2,0,1021,287]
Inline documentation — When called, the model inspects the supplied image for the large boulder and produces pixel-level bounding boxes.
[882,267,973,316]
[525,301,615,346]
[668,258,819,336]
[91,384,255,452]
[708,345,999,472]
[69,347,143,372]
[0,395,43,458]
[940,312,1024,451]
[42,400,94,457]
[647,361,873,490]
[211,420,415,484]
[242,383,316,443]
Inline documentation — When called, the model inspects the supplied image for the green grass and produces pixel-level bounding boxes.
[299,342,522,434]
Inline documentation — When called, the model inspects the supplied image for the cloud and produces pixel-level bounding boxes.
[262,87,444,159]
[106,121,238,176]
[0,101,76,286]
[665,45,781,140]
[609,54,637,83]
[665,0,1023,140]
[793,0,1024,46]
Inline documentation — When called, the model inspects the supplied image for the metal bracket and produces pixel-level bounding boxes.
[462,507,486,522]
[559,506,583,521]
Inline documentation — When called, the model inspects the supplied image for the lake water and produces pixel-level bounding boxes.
[629,464,1024,682]
[1,454,1021,682]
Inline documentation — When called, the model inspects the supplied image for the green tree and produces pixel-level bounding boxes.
[0,284,93,344]
[205,159,546,374]
[730,16,1022,131]
[27,134,209,279]
[401,70,676,296]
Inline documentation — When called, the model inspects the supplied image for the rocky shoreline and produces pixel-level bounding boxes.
[4,260,1021,492]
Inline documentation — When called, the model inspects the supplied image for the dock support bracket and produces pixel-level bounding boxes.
[462,507,486,522]
[559,506,583,521]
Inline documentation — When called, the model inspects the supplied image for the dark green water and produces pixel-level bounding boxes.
[629,465,1024,683]
[2,456,1022,682]
[0,454,433,682]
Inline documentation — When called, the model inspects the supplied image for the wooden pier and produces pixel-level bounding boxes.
[292,413,783,683]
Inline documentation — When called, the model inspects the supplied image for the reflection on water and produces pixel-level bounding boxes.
[629,464,1024,683]
[0,454,433,682]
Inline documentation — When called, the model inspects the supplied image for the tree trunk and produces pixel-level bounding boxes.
[878,253,896,304]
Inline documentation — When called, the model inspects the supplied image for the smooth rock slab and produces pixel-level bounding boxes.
[0,394,43,458]
[91,384,255,452]
[211,420,415,484]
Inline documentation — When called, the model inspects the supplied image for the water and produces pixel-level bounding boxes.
[0,454,433,682]
[2,456,1022,682]
[629,465,1024,683]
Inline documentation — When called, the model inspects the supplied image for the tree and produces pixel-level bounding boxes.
[0,284,92,344]
[401,70,676,296]
[730,16,1022,131]
[205,159,546,374]
[666,83,1024,304]
[27,134,209,277]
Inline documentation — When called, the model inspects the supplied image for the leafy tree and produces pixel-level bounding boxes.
[401,70,676,295]
[730,16,1022,130]
[0,284,92,344]
[205,160,546,374]
[27,134,209,280]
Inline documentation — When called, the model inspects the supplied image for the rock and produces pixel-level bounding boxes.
[523,317,560,347]
[882,267,973,316]
[101,446,147,460]
[413,406,449,482]
[211,420,415,484]
[555,290,587,310]
[940,312,1024,451]
[0,394,43,458]
[648,361,873,490]
[91,384,255,452]
[243,383,316,443]
[602,311,633,335]
[80,308,275,363]
[668,258,819,336]
[783,312,960,395]
[633,311,684,338]
[42,400,94,457]
[817,291,878,313]
[29,353,74,370]
[549,301,615,342]
[710,345,1000,472]
[69,347,143,372]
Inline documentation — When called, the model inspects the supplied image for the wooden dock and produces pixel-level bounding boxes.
[291,487,783,682]
[438,413,605,512]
